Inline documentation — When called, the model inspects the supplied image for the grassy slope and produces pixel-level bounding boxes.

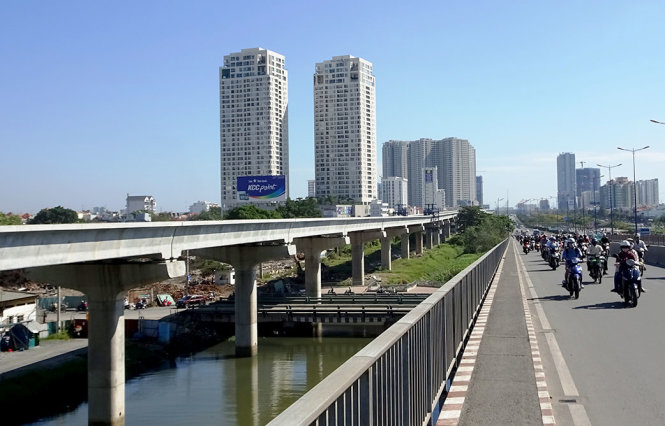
[322,242,480,287]
[376,244,480,285]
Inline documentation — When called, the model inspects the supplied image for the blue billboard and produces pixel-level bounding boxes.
[237,175,287,202]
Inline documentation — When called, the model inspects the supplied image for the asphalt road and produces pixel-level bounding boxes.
[517,241,665,425]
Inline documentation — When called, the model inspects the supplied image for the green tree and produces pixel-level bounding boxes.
[224,205,281,220]
[276,198,322,218]
[0,212,22,225]
[150,212,173,222]
[449,208,513,253]
[193,206,223,221]
[456,206,485,232]
[29,206,78,224]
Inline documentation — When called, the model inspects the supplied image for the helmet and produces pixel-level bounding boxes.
[620,240,631,248]
[566,238,575,247]
[591,238,597,245]
[635,234,641,239]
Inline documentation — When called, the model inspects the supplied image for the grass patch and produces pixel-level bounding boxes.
[376,243,480,285]
[42,330,71,340]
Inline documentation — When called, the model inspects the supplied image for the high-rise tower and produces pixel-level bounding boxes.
[219,48,289,211]
[557,153,576,211]
[313,55,376,203]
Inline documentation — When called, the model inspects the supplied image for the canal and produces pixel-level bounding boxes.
[30,336,372,425]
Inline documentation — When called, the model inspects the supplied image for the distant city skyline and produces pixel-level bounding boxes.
[2,2,664,213]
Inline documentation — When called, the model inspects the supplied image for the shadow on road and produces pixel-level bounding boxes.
[643,276,665,280]
[529,295,571,302]
[527,269,556,273]
[573,301,626,310]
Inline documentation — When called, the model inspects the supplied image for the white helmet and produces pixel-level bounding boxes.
[620,240,631,248]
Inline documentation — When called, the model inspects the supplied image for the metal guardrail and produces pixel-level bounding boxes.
[268,239,509,426]
[612,233,665,246]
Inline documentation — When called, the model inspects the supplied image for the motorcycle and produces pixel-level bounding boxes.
[523,242,531,254]
[534,242,541,253]
[565,257,583,299]
[549,246,561,270]
[588,254,605,284]
[636,247,646,277]
[601,243,610,274]
[618,259,641,308]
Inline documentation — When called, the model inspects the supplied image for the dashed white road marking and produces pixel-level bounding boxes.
[513,241,592,425]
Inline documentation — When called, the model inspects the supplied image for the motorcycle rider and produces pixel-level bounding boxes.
[612,240,644,293]
[586,238,603,276]
[561,238,583,288]
[634,234,648,261]
[600,233,611,274]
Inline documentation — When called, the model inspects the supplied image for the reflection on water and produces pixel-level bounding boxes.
[31,336,371,425]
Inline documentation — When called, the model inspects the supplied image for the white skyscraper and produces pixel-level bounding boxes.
[557,152,576,211]
[382,176,408,210]
[314,55,377,203]
[219,48,289,211]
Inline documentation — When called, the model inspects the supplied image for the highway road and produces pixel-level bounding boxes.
[515,240,665,425]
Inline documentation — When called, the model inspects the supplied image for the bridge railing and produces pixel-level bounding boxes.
[268,238,509,426]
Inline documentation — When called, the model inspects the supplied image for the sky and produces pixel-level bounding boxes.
[1,0,664,214]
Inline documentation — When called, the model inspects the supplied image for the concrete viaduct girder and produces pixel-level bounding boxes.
[0,214,458,426]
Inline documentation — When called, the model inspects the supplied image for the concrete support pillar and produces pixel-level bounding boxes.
[380,228,408,271]
[414,231,424,255]
[349,230,386,287]
[380,236,392,270]
[433,228,441,246]
[443,220,452,240]
[425,229,433,250]
[295,236,349,298]
[350,232,365,287]
[27,261,185,426]
[401,234,410,259]
[194,244,295,357]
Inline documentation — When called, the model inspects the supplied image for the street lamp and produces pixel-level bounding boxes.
[597,163,622,235]
[650,119,665,125]
[617,146,650,236]
[593,175,604,233]
[496,198,504,215]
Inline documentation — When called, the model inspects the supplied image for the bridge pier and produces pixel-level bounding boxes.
[401,232,410,259]
[194,244,295,357]
[380,228,408,271]
[412,225,425,255]
[27,261,185,426]
[443,220,452,240]
[350,230,386,286]
[425,228,433,249]
[295,236,349,298]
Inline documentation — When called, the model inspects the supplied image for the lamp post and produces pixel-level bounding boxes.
[618,146,650,236]
[597,163,622,235]
[496,197,504,215]
[594,175,604,233]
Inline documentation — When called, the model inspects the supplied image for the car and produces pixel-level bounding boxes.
[176,295,206,308]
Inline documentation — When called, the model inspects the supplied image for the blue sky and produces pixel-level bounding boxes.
[2,0,664,214]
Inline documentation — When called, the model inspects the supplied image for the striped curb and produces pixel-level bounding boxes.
[435,254,505,425]
[516,243,556,425]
